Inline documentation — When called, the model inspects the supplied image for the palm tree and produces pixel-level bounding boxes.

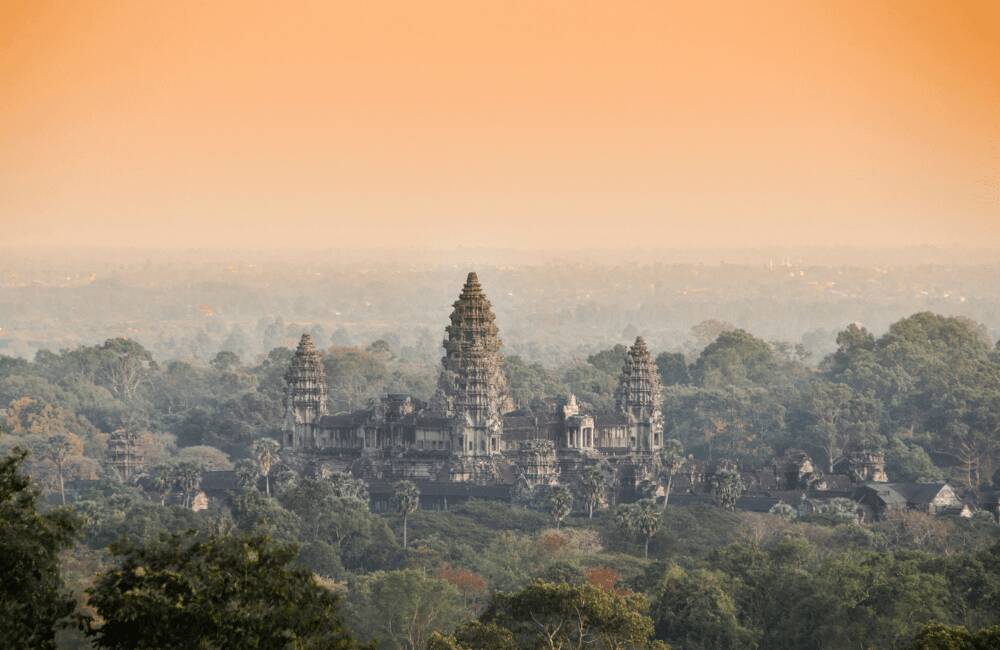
[174,461,202,509]
[253,438,281,497]
[631,499,662,560]
[233,458,259,490]
[711,467,745,511]
[576,466,607,518]
[393,480,420,548]
[657,439,686,511]
[149,463,175,506]
[615,503,636,540]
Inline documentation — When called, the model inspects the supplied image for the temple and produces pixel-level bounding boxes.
[282,271,664,497]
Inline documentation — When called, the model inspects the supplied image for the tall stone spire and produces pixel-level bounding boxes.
[283,333,328,448]
[107,428,143,482]
[615,336,664,452]
[435,272,513,456]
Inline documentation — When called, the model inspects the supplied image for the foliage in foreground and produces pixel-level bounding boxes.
[0,447,78,650]
[83,533,366,649]
[429,580,669,650]
[908,623,1000,649]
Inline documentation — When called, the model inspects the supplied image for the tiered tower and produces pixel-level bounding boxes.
[107,428,143,482]
[283,333,328,448]
[434,272,513,457]
[615,336,664,453]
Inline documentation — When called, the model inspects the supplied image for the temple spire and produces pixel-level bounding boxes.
[435,271,513,456]
[283,333,328,448]
[615,335,664,452]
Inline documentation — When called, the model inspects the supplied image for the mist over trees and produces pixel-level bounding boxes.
[2,259,1000,648]
[2,254,998,371]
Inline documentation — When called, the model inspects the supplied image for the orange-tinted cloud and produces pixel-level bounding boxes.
[1,1,998,249]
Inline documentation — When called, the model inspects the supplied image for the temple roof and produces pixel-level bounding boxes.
[286,333,326,382]
[435,271,513,425]
[593,412,629,427]
[318,411,371,428]
[297,333,317,353]
[884,482,955,504]
[615,335,662,414]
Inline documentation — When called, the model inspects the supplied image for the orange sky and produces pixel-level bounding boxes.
[1,1,998,250]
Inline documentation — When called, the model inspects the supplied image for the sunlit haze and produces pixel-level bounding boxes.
[2,1,999,250]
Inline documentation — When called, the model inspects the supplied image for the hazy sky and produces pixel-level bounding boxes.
[2,1,998,250]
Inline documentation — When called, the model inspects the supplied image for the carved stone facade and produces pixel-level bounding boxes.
[107,428,143,482]
[282,333,328,449]
[834,450,888,483]
[615,336,664,453]
[282,272,663,494]
[432,271,514,458]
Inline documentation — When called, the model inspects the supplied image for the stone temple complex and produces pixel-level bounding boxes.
[282,271,664,496]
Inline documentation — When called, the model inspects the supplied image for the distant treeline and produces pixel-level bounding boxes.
[2,261,999,367]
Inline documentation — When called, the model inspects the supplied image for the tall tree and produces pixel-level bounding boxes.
[711,468,745,511]
[657,438,686,510]
[149,463,176,506]
[97,338,156,405]
[233,458,258,489]
[792,380,882,472]
[0,448,78,649]
[40,434,76,505]
[575,465,607,519]
[173,461,202,509]
[252,437,281,497]
[546,484,574,529]
[615,503,636,541]
[393,480,420,549]
[632,499,662,560]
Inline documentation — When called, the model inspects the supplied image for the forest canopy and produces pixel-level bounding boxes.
[1,310,999,648]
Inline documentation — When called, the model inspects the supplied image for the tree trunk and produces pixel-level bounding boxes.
[58,468,66,506]
[644,537,650,560]
[265,474,271,498]
[588,502,594,519]
[402,514,408,548]
[662,474,673,512]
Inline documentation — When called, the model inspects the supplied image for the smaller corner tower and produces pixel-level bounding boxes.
[107,428,143,482]
[283,333,328,449]
[615,336,664,453]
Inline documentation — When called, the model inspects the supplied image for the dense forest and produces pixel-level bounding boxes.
[3,310,1000,648]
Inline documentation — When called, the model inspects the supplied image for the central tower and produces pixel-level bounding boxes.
[434,271,513,456]
[615,336,664,453]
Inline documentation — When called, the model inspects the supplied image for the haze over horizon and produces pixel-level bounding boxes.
[3,1,999,250]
